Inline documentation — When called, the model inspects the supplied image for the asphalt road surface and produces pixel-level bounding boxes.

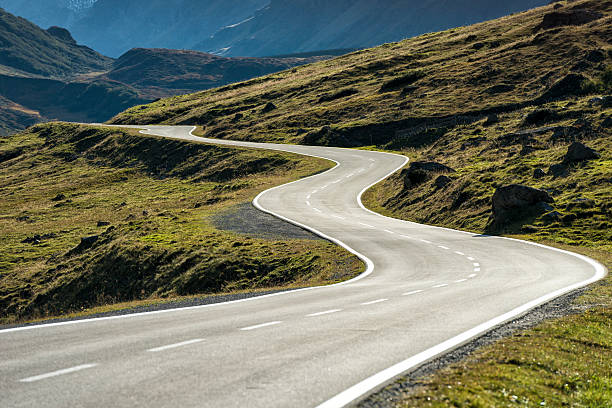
[0,125,605,408]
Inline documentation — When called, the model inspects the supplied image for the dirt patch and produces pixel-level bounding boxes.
[211,202,323,240]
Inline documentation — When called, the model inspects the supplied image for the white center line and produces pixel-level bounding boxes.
[438,245,450,250]
[473,263,480,267]
[148,339,204,353]
[384,229,395,235]
[307,194,312,199]
[454,251,465,256]
[313,208,323,213]
[474,268,481,272]
[361,298,388,306]
[306,201,312,206]
[454,279,468,283]
[359,222,375,228]
[332,215,346,220]
[312,190,318,194]
[332,179,342,184]
[432,283,448,288]
[307,309,342,317]
[20,364,97,383]
[402,290,424,296]
[240,321,282,331]
[420,239,432,244]
[468,273,477,278]
[467,257,475,261]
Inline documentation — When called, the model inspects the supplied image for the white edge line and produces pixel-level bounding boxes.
[11,125,608,408]
[147,338,204,352]
[19,364,97,383]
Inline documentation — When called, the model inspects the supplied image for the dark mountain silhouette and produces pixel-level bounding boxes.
[195,0,549,56]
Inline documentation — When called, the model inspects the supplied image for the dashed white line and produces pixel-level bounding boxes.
[384,229,395,235]
[19,364,97,383]
[432,283,448,288]
[148,339,204,353]
[240,321,282,331]
[306,201,312,206]
[313,208,323,213]
[332,215,346,220]
[420,239,432,244]
[467,257,475,261]
[437,245,450,250]
[361,299,388,306]
[332,179,342,184]
[473,263,480,267]
[474,268,481,272]
[307,194,312,200]
[468,274,477,278]
[307,309,342,317]
[359,222,375,228]
[402,290,424,296]
[454,279,468,283]
[454,251,465,256]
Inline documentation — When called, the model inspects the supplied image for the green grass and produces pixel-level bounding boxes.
[0,123,363,324]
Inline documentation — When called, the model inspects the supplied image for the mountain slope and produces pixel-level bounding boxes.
[195,0,548,56]
[0,7,111,77]
[0,0,94,32]
[112,0,611,249]
[69,0,268,57]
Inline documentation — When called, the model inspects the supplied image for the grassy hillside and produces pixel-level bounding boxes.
[0,7,112,77]
[0,123,362,323]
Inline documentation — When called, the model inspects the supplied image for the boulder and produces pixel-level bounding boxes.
[548,163,569,177]
[523,109,558,125]
[542,211,563,222]
[563,142,600,164]
[261,102,277,113]
[401,161,455,189]
[434,175,452,189]
[490,184,554,227]
[533,168,547,179]
[97,221,111,227]
[484,114,499,126]
[538,73,589,101]
[51,193,66,202]
[536,9,603,30]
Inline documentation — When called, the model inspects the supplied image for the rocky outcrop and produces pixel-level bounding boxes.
[401,161,455,189]
[536,8,603,31]
[489,184,554,228]
[563,142,600,164]
[537,74,590,101]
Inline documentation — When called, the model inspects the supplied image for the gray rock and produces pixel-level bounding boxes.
[261,102,277,113]
[80,235,98,248]
[533,168,546,179]
[402,161,455,189]
[490,184,554,228]
[548,163,569,178]
[563,142,600,164]
[537,9,603,31]
[542,211,562,222]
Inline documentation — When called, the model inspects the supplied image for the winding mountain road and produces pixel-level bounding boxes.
[0,125,605,408]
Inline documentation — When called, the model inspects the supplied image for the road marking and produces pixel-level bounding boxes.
[19,364,97,383]
[468,274,477,278]
[148,339,204,353]
[312,190,318,194]
[306,201,312,206]
[473,263,480,267]
[437,245,449,250]
[359,222,375,228]
[369,158,375,162]
[432,283,448,288]
[454,279,468,283]
[332,215,346,220]
[384,229,395,235]
[474,268,481,272]
[346,173,355,178]
[307,309,342,317]
[454,251,465,256]
[361,299,388,305]
[420,239,432,244]
[240,321,282,331]
[332,179,342,184]
[313,208,323,213]
[467,257,475,261]
[307,194,312,199]
[402,290,424,296]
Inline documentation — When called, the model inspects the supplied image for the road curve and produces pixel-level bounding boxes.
[0,125,606,408]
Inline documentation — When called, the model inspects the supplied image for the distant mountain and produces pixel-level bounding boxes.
[0,0,95,30]
[105,48,343,98]
[195,0,549,57]
[68,0,269,57]
[0,7,111,77]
